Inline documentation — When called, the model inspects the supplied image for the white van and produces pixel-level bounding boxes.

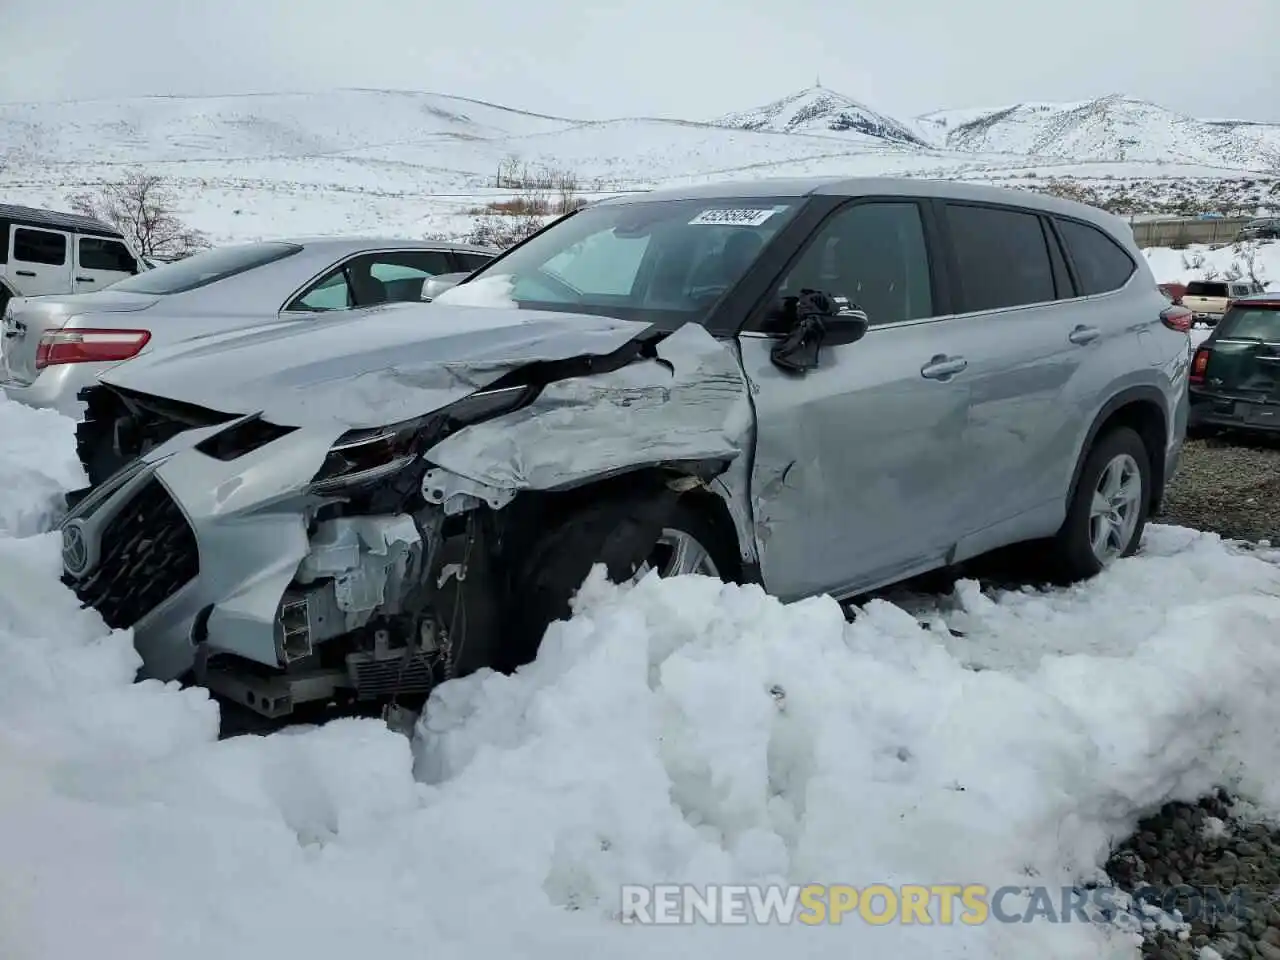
[0,203,146,315]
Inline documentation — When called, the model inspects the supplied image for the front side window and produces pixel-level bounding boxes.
[287,250,455,311]
[79,236,137,273]
[774,201,936,325]
[109,242,302,295]
[439,198,801,325]
[454,252,493,273]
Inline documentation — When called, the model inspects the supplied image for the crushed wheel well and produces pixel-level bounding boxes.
[493,465,745,581]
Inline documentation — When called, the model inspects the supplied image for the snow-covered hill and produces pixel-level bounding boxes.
[0,86,1276,244]
[917,94,1280,171]
[712,84,926,147]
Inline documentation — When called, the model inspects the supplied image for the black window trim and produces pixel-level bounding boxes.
[1039,214,1078,300]
[1049,212,1138,300]
[12,224,70,266]
[280,245,461,314]
[736,194,952,337]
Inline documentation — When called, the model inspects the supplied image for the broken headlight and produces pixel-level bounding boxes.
[308,385,533,494]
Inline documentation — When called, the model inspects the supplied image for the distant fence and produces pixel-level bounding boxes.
[1129,217,1253,249]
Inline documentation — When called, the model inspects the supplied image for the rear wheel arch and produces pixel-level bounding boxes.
[1067,387,1169,516]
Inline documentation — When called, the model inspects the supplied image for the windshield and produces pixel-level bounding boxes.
[437,197,802,324]
[106,242,303,295]
[1219,307,1280,341]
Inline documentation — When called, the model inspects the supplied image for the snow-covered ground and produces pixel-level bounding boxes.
[5,388,1280,959]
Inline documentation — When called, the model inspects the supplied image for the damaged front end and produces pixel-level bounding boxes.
[60,322,754,722]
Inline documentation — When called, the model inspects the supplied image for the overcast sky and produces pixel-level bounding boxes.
[2,0,1276,122]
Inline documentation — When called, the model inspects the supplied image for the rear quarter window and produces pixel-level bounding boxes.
[1054,218,1135,295]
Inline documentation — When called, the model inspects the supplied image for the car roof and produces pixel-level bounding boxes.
[1233,291,1280,304]
[0,202,123,238]
[590,176,1127,228]
[273,236,498,256]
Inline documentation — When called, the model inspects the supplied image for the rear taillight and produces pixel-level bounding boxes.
[35,329,151,370]
[1160,304,1193,333]
[1190,346,1210,385]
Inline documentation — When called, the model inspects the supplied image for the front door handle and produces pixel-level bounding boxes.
[1069,325,1101,345]
[76,276,95,283]
[15,270,35,277]
[921,355,968,380]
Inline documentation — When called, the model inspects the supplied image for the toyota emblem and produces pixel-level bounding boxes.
[61,521,89,576]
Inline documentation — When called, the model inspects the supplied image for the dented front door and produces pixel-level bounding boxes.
[738,323,973,602]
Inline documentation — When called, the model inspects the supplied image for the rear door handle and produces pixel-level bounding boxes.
[1069,325,1101,345]
[76,276,95,283]
[15,270,35,277]
[920,355,968,380]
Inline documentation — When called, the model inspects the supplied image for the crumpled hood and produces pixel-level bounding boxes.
[100,301,656,428]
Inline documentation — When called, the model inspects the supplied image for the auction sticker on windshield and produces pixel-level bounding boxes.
[689,208,779,227]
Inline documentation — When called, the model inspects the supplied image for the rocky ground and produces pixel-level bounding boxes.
[1159,435,1280,545]
[1107,793,1280,960]
[1112,435,1280,960]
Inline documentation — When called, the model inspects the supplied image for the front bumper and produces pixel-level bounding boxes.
[59,420,343,682]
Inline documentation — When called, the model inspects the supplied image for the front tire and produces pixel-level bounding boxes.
[500,493,737,671]
[1052,426,1151,581]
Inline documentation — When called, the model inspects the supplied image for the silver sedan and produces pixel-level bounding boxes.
[0,236,496,417]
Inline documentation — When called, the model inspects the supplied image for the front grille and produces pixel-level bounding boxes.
[64,478,199,629]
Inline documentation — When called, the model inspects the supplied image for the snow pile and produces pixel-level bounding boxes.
[3,396,1280,960]
[0,394,85,537]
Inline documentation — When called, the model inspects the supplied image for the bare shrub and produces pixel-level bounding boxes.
[68,171,209,258]
[1231,242,1267,284]
[464,214,546,250]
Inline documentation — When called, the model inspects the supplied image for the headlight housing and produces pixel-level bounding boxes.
[308,384,534,494]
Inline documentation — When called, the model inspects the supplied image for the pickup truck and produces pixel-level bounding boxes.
[1182,279,1265,324]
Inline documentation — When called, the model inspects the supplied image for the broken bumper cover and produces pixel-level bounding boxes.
[59,422,348,684]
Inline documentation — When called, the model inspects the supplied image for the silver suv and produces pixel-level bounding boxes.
[57,177,1192,726]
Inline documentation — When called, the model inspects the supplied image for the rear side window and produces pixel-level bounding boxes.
[945,203,1055,311]
[1054,218,1135,295]
[1186,281,1229,298]
[79,236,137,273]
[108,242,302,295]
[1218,308,1280,341]
[13,227,67,266]
[0,221,8,263]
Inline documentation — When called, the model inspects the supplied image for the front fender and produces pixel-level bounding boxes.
[423,322,754,493]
